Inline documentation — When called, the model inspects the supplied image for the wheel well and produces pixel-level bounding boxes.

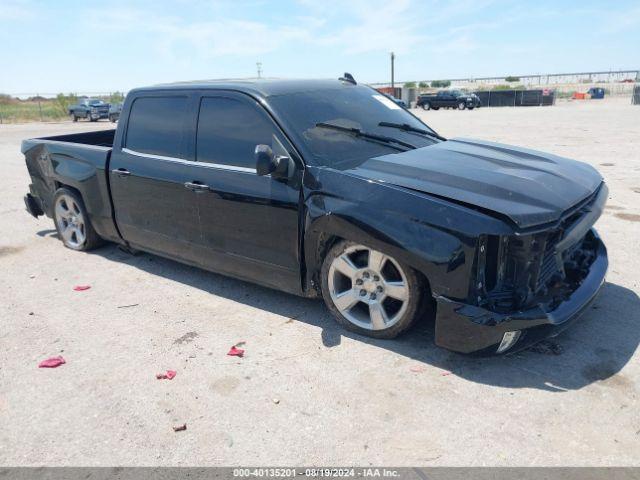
[311,233,436,320]
[54,182,82,199]
[306,232,342,295]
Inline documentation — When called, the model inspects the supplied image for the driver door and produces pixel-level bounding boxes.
[181,92,303,293]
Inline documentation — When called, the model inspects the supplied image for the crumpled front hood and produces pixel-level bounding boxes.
[344,138,603,228]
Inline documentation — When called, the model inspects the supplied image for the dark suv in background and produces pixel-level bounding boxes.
[109,103,123,122]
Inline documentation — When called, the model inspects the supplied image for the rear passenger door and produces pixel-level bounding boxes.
[109,93,203,263]
[181,92,303,292]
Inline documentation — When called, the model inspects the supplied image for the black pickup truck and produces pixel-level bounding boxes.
[417,90,481,110]
[68,98,111,122]
[22,76,608,354]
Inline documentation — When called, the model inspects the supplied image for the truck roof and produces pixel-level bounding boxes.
[132,78,353,98]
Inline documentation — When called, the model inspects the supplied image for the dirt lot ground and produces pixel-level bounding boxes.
[1,97,639,466]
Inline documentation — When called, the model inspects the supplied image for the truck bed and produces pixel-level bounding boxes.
[21,128,120,244]
[24,129,116,149]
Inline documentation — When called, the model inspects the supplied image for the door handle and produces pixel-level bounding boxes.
[112,168,131,177]
[184,181,210,192]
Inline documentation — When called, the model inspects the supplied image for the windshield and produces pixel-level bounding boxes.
[88,99,105,106]
[269,85,439,167]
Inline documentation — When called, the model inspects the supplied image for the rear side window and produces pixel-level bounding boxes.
[196,97,277,168]
[126,96,188,158]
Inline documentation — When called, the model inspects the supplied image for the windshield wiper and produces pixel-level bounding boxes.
[378,121,446,141]
[315,122,416,151]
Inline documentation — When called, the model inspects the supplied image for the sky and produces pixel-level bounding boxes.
[0,0,638,94]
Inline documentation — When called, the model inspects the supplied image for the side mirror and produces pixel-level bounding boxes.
[255,144,290,178]
[255,144,277,176]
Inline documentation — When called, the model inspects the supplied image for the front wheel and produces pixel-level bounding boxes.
[71,113,78,122]
[321,241,423,339]
[458,101,466,110]
[421,102,431,110]
[53,188,103,251]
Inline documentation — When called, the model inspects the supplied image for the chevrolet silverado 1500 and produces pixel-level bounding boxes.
[22,76,608,354]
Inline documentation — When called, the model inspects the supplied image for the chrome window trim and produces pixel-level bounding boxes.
[121,147,257,174]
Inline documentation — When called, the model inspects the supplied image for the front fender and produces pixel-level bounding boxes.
[303,192,476,299]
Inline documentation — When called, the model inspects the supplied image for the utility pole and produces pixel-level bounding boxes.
[256,62,262,79]
[390,52,395,91]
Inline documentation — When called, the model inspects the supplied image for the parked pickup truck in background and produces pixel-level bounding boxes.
[68,98,111,122]
[109,103,123,122]
[417,90,481,110]
[22,75,608,355]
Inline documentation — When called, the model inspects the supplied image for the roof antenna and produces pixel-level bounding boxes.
[339,72,357,85]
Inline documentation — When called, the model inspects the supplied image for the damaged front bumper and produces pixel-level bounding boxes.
[433,229,608,354]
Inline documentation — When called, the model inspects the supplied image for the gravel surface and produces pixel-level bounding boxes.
[1,98,639,466]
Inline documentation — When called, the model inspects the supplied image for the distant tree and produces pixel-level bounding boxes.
[54,93,78,115]
[505,76,520,82]
[403,81,416,88]
[418,81,428,88]
[431,80,451,88]
[109,91,125,104]
[0,93,13,105]
[492,84,524,90]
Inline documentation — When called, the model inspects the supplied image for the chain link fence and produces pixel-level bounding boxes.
[633,85,640,105]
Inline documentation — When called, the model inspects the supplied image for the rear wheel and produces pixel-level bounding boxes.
[53,188,103,251]
[432,106,439,110]
[422,102,431,110]
[321,241,423,338]
[458,101,466,110]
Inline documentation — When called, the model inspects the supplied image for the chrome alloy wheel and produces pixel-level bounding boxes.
[54,194,87,248]
[327,244,410,331]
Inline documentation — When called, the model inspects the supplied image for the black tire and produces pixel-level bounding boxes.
[71,113,78,122]
[109,114,116,123]
[422,102,431,110]
[432,106,439,110]
[320,240,424,339]
[468,106,474,110]
[458,101,466,110]
[52,187,104,251]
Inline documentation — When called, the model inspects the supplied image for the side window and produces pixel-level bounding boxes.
[196,97,278,168]
[125,96,188,158]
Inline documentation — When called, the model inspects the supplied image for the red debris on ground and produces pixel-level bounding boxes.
[38,356,66,368]
[173,423,187,432]
[156,370,177,380]
[73,285,91,291]
[227,345,245,357]
[410,365,427,373]
[441,371,452,376]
